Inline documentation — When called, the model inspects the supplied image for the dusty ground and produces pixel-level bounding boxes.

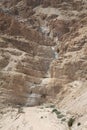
[0,105,69,130]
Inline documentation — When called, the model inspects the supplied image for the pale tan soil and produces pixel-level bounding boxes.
[0,106,68,130]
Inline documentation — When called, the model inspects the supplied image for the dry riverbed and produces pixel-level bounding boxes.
[0,105,69,130]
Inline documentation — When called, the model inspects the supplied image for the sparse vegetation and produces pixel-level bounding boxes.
[41,116,43,119]
[68,117,75,127]
[61,118,66,122]
[52,109,65,119]
[77,122,81,126]
[57,114,64,119]
[52,109,61,115]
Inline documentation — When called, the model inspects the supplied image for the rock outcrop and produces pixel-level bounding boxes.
[0,6,56,106]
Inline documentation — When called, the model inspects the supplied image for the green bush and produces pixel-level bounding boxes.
[52,109,65,119]
[68,118,75,127]
[61,118,66,122]
[52,109,61,115]
[57,114,64,119]
[77,122,81,126]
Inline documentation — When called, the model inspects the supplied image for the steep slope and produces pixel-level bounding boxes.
[0,25,55,107]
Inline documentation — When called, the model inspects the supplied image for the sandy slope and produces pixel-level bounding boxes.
[1,106,87,130]
[0,106,68,130]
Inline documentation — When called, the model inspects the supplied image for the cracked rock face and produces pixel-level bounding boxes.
[0,34,55,106]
